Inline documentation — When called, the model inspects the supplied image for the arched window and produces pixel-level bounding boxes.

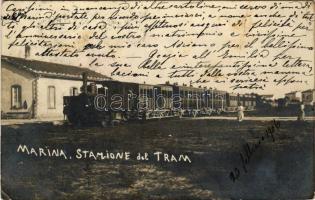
[48,86,56,109]
[11,85,22,109]
[70,87,78,96]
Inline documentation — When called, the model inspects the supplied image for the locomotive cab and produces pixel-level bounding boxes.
[63,73,111,127]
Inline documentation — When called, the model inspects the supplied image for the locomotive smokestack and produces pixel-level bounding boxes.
[82,72,88,94]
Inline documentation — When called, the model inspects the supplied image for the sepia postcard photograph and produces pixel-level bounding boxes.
[1,0,314,199]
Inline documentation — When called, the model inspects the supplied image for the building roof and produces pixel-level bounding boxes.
[302,89,315,93]
[285,91,299,95]
[261,94,274,98]
[2,56,111,81]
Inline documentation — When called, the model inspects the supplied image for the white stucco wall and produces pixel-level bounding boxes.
[1,62,35,114]
[36,78,83,119]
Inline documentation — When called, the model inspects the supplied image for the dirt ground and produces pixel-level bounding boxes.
[1,118,314,200]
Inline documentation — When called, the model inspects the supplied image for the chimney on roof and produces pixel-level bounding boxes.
[82,72,88,94]
[25,45,30,59]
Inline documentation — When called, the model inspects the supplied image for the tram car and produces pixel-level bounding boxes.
[64,74,178,126]
[157,84,175,117]
[212,89,227,114]
[172,84,205,117]
[63,73,258,126]
[226,93,239,112]
[241,93,256,110]
[226,93,257,111]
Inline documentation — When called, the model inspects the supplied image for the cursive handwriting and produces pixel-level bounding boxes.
[2,1,314,93]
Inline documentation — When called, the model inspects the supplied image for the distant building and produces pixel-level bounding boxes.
[301,89,315,105]
[1,56,110,120]
[285,91,302,102]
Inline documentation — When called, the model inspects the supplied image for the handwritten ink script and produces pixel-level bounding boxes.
[2,1,314,93]
[229,120,281,182]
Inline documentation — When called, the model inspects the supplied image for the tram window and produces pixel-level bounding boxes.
[148,89,153,98]
[180,90,184,98]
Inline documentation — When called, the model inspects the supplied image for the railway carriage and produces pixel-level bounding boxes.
[64,75,179,126]
[172,85,205,117]
[138,83,175,119]
[226,93,239,112]
[202,89,227,115]
[226,93,257,112]
[239,93,256,110]
[63,73,258,126]
[245,93,257,110]
[202,89,214,116]
[242,94,251,109]
[157,84,175,117]
[239,94,245,107]
[212,89,227,114]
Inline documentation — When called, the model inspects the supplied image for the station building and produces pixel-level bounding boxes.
[1,55,110,120]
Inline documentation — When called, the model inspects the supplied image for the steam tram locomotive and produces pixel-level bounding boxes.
[63,73,257,126]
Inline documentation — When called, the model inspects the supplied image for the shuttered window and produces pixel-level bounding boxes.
[11,85,22,109]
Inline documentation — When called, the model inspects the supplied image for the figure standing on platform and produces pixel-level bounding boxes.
[298,102,305,121]
[237,103,244,122]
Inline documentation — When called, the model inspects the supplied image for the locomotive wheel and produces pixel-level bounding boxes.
[67,113,82,127]
[67,114,76,124]
[74,118,83,128]
[122,113,129,122]
[193,111,198,118]
[111,120,120,126]
[101,119,108,128]
[159,112,165,119]
[141,112,147,121]
[101,114,112,127]
[122,115,127,122]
